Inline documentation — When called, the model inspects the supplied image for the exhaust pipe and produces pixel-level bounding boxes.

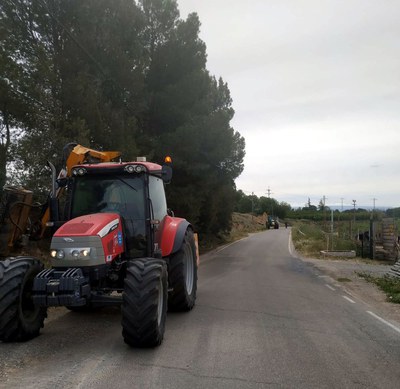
[47,161,59,223]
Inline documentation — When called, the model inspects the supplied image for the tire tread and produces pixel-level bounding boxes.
[121,259,167,347]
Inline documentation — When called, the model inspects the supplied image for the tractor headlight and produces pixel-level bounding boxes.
[50,249,65,259]
[134,165,145,173]
[124,164,145,173]
[70,248,91,259]
[51,248,91,259]
[72,167,87,176]
[125,165,135,173]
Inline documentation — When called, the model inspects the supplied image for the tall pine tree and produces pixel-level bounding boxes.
[0,0,245,236]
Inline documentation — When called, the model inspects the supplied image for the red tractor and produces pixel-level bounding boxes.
[0,144,198,347]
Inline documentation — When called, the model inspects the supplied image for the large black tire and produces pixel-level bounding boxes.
[121,259,168,347]
[168,229,197,311]
[0,257,47,342]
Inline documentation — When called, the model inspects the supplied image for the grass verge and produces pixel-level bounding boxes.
[291,220,358,258]
[358,273,400,303]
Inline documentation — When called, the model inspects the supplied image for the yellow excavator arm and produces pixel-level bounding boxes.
[40,144,121,234]
[64,144,121,169]
[0,144,121,255]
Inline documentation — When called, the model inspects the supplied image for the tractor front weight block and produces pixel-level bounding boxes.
[32,268,90,307]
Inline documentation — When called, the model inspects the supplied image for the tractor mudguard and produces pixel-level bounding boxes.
[160,216,190,257]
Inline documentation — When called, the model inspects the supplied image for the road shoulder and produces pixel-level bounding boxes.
[297,254,400,324]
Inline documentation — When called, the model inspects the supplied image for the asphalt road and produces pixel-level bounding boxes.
[1,228,400,388]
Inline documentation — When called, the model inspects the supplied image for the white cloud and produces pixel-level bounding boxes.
[178,0,400,207]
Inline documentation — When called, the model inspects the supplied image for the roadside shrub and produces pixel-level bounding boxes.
[291,220,357,258]
[358,274,400,304]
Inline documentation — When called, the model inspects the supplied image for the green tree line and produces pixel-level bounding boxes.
[386,207,400,218]
[234,190,291,219]
[0,0,245,237]
[234,192,391,222]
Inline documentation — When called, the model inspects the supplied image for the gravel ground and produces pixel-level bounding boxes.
[298,254,400,324]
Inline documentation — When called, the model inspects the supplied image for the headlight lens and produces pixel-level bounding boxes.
[50,249,65,259]
[134,165,145,173]
[125,165,135,173]
[72,167,87,176]
[124,164,145,173]
[71,248,91,258]
[50,248,91,259]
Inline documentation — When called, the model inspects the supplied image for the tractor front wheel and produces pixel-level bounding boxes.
[0,257,47,342]
[121,259,168,347]
[168,229,198,311]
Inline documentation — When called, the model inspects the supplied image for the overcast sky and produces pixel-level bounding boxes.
[178,0,400,209]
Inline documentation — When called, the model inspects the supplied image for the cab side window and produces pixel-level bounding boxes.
[148,176,167,221]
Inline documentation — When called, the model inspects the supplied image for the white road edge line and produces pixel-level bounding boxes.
[288,231,295,256]
[215,238,247,253]
[325,284,335,291]
[342,296,356,304]
[288,238,291,254]
[367,311,400,335]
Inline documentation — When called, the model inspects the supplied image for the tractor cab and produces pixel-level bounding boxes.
[70,172,148,258]
[65,160,169,259]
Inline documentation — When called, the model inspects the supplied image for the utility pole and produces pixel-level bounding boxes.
[372,198,377,219]
[266,187,273,217]
[370,198,377,259]
[251,191,254,220]
[351,199,356,238]
[322,195,327,227]
[331,209,334,250]
[338,197,344,237]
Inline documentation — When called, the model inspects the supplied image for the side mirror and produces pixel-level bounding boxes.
[161,165,172,184]
[56,178,68,188]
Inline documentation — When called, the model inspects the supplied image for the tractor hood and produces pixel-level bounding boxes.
[50,213,124,267]
[55,213,121,238]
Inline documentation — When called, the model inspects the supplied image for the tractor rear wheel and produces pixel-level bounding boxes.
[168,229,197,311]
[121,259,167,347]
[0,257,47,342]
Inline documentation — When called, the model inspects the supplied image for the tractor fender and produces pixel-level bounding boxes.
[160,216,191,257]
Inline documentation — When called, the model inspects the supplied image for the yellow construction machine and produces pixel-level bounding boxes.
[0,143,120,257]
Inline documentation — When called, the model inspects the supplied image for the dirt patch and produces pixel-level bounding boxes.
[231,212,267,235]
[200,212,268,253]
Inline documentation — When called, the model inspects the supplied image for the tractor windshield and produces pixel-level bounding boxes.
[70,175,147,257]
